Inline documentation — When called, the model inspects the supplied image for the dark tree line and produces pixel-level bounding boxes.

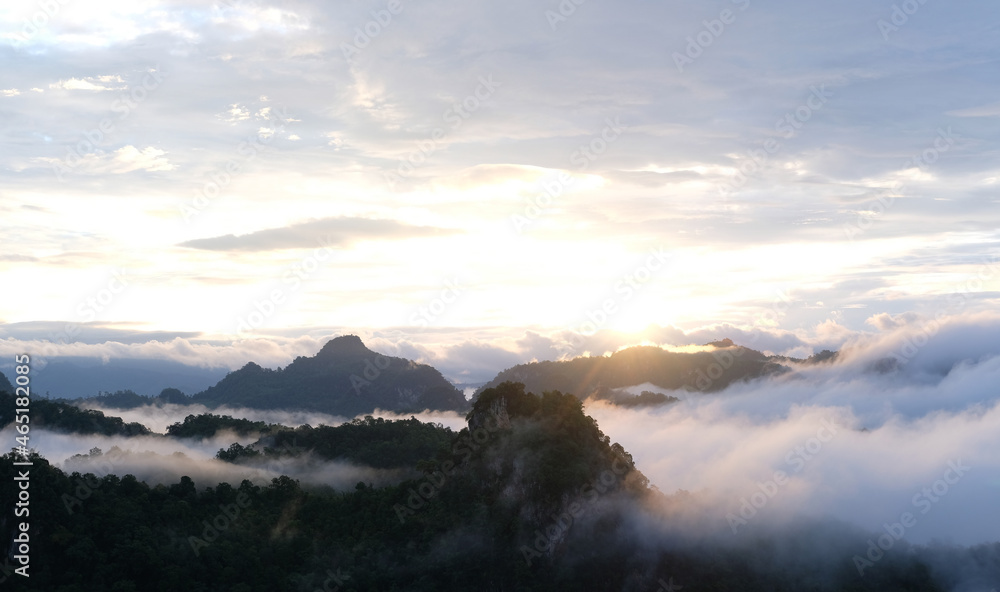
[0,383,952,591]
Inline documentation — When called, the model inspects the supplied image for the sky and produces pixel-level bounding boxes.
[1,0,999,379]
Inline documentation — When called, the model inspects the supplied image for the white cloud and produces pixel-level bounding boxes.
[49,76,125,91]
[34,145,174,175]
[588,319,1000,545]
[220,103,250,123]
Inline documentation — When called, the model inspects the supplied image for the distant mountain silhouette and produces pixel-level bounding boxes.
[476,341,794,403]
[28,356,228,399]
[191,335,469,415]
[0,370,11,394]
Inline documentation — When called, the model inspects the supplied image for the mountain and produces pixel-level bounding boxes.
[191,335,468,415]
[476,340,792,402]
[27,356,229,399]
[0,370,11,394]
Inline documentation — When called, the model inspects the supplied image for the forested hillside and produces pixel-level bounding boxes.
[0,382,948,591]
[0,391,151,437]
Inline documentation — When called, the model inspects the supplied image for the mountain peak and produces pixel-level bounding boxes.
[317,335,372,358]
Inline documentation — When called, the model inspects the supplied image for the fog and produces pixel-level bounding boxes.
[79,402,353,434]
[77,401,469,434]
[588,314,1000,547]
[1,426,409,491]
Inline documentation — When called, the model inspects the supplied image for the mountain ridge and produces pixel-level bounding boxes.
[190,335,469,415]
[474,340,815,404]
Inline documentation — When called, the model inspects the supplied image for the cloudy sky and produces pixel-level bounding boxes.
[1,0,999,377]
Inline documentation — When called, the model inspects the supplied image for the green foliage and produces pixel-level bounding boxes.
[0,392,151,436]
[166,414,284,439]
[227,416,455,470]
[614,390,679,407]
[86,389,155,409]
[215,442,261,462]
[0,382,949,591]
[79,388,192,410]
[0,370,13,394]
[157,387,190,404]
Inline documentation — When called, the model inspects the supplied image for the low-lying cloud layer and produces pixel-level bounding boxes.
[588,316,1000,546]
[80,401,468,434]
[3,426,411,491]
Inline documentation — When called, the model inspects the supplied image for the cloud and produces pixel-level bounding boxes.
[588,332,1000,548]
[0,254,39,262]
[0,321,200,345]
[33,145,174,174]
[0,0,997,336]
[49,76,125,91]
[219,103,251,123]
[10,428,407,490]
[177,217,460,252]
[946,102,1000,117]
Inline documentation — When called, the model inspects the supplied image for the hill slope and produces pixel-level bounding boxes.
[192,335,468,415]
[477,340,790,402]
[0,391,151,436]
[0,381,949,591]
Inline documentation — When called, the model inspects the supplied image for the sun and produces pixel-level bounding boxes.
[604,308,656,335]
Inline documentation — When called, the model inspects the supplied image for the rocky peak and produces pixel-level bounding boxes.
[316,335,372,358]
